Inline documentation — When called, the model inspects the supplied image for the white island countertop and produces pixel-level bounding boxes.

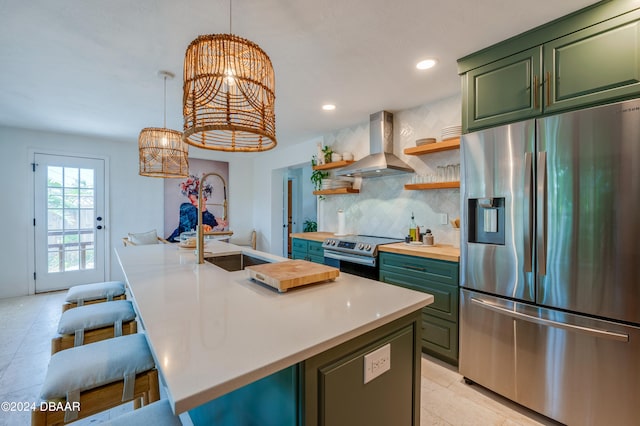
[115,241,433,414]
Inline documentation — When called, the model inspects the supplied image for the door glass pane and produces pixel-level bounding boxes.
[46,165,95,273]
[48,167,63,187]
[48,209,63,230]
[80,209,93,229]
[63,210,79,229]
[64,167,78,188]
[65,250,79,271]
[48,188,63,208]
[48,251,60,273]
[80,169,94,188]
[80,189,94,208]
[83,249,95,269]
[64,191,79,208]
[48,234,62,246]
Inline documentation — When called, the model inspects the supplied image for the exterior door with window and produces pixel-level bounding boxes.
[34,154,106,292]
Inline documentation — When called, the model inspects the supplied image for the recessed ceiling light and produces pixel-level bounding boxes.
[322,104,336,111]
[416,59,437,70]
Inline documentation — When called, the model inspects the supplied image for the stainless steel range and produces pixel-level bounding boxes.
[322,235,402,280]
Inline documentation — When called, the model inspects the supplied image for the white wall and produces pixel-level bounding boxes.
[252,137,322,255]
[0,126,255,299]
[299,166,317,231]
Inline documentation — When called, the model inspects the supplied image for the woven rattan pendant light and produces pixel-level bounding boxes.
[182,0,276,152]
[139,71,189,178]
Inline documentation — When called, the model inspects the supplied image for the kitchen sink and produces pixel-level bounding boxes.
[206,253,270,272]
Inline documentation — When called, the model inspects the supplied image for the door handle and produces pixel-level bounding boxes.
[537,152,547,276]
[470,298,629,342]
[96,225,103,230]
[523,152,533,273]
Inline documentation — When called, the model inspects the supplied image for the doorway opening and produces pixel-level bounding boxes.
[284,165,316,258]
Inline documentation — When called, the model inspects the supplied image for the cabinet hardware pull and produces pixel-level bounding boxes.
[402,264,426,272]
[545,71,551,107]
[533,75,539,109]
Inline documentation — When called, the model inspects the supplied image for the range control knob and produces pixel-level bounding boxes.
[365,244,372,251]
[358,243,364,250]
[330,240,336,246]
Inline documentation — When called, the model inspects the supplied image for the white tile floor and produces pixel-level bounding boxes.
[0,292,560,425]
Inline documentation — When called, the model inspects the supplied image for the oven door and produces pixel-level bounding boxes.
[323,249,379,280]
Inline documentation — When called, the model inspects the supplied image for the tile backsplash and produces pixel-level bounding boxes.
[319,94,461,246]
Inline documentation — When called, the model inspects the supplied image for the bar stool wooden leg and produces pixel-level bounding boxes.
[148,369,160,403]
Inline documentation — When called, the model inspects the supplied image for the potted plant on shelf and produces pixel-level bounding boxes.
[322,145,333,164]
[311,169,329,191]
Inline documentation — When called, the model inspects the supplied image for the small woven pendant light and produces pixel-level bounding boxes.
[182,0,276,152]
[139,71,189,178]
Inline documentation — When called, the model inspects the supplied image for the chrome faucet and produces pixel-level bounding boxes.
[196,172,228,264]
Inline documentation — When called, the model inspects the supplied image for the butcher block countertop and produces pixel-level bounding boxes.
[379,243,460,262]
[291,232,460,262]
[289,231,334,242]
[115,241,432,414]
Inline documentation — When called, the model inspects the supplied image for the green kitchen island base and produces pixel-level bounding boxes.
[188,311,422,426]
[115,242,432,424]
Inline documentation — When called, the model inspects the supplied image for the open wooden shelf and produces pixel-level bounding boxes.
[313,188,360,195]
[404,138,460,155]
[404,182,460,190]
[312,160,354,171]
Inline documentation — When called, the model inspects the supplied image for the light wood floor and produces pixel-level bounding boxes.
[0,291,559,425]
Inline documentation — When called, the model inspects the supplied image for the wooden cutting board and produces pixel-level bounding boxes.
[246,260,339,292]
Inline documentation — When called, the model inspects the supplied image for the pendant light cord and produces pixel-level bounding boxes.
[163,75,167,128]
[229,0,232,34]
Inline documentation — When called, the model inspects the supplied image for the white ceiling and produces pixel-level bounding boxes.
[0,0,597,150]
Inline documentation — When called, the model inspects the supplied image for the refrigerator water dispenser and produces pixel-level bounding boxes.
[467,198,505,245]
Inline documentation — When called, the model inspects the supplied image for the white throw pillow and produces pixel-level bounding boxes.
[128,229,159,245]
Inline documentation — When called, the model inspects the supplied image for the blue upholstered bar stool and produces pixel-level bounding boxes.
[62,280,126,312]
[32,334,159,426]
[104,400,182,426]
[51,300,138,354]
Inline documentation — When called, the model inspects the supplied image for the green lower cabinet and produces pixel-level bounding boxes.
[291,238,325,264]
[304,311,422,426]
[379,252,459,366]
[308,240,325,264]
[421,313,458,365]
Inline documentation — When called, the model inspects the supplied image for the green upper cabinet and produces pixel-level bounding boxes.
[460,3,640,133]
[463,47,542,130]
[545,17,640,113]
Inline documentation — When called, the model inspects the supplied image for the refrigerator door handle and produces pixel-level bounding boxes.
[524,152,533,273]
[470,297,629,342]
[537,152,547,276]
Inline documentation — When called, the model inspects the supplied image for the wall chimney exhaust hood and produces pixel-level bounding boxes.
[335,111,414,178]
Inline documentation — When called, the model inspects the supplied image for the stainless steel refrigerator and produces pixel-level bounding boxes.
[460,98,640,425]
